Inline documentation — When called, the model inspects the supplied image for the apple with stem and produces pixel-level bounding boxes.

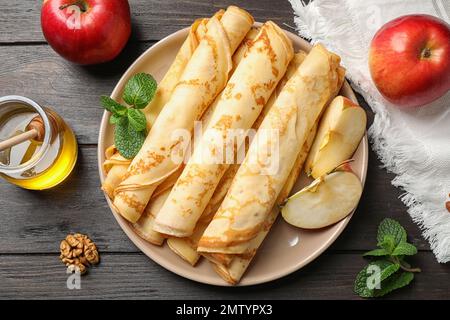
[369,14,450,108]
[41,0,131,65]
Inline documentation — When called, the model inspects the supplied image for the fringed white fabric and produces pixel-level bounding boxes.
[290,0,450,262]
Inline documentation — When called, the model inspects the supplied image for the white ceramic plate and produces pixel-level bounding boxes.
[98,25,368,286]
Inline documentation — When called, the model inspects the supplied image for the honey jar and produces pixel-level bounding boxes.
[0,96,78,190]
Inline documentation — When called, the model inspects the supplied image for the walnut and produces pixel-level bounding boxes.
[59,233,100,275]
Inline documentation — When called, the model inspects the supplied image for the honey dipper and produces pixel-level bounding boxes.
[0,114,57,152]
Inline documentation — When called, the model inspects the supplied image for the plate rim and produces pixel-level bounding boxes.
[97,25,369,286]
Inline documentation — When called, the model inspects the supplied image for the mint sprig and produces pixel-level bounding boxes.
[354,218,421,298]
[100,73,157,159]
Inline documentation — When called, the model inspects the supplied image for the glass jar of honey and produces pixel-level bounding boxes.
[0,96,78,190]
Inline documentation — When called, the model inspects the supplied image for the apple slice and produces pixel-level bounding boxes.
[281,170,362,229]
[304,96,366,179]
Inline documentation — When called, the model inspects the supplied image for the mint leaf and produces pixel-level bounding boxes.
[123,73,157,109]
[101,72,157,159]
[392,241,418,256]
[378,235,396,254]
[354,260,400,298]
[127,108,146,132]
[355,270,374,298]
[374,271,414,297]
[355,219,419,298]
[101,95,127,116]
[363,248,389,257]
[377,218,407,247]
[114,118,146,159]
[110,113,125,125]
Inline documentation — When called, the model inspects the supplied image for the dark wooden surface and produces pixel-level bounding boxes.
[0,0,448,300]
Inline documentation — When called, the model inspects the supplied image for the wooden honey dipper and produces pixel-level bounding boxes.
[0,113,58,152]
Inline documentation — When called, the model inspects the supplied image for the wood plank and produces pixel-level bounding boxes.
[0,0,294,43]
[0,42,154,144]
[0,144,431,254]
[0,252,447,299]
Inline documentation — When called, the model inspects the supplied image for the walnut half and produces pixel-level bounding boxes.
[59,233,100,275]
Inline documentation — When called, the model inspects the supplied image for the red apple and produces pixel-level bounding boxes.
[41,0,131,65]
[369,14,450,108]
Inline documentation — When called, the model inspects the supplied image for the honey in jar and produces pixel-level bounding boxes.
[0,96,78,190]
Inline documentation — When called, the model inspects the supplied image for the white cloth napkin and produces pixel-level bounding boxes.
[290,0,450,262]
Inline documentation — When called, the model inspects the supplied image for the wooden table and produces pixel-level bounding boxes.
[1,0,449,300]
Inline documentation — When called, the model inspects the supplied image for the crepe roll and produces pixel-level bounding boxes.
[153,21,294,237]
[200,51,309,267]
[114,6,254,223]
[143,16,214,128]
[213,124,318,284]
[132,189,171,246]
[198,44,345,254]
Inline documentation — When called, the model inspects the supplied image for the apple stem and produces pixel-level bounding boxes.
[59,0,87,12]
[420,47,432,59]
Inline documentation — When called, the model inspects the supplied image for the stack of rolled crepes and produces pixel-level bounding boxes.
[113,6,254,223]
[102,5,346,284]
[196,44,344,283]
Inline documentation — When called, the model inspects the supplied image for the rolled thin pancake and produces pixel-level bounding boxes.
[132,189,170,245]
[167,52,307,265]
[101,16,213,199]
[153,21,294,237]
[201,51,309,267]
[113,6,254,223]
[198,44,345,254]
[142,16,212,128]
[213,125,317,284]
